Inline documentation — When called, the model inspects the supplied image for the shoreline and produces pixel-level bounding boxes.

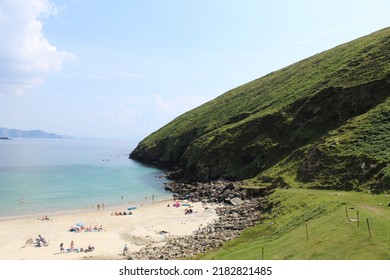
[0,180,268,260]
[0,196,171,222]
[0,196,220,260]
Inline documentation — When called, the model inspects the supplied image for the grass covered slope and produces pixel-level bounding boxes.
[195,188,390,260]
[254,97,390,192]
[130,27,390,191]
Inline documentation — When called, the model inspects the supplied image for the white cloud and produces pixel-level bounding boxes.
[154,94,174,113]
[105,109,137,128]
[84,99,139,130]
[0,0,73,95]
[152,93,210,123]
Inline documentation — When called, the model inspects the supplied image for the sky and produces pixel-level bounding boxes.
[1,0,390,140]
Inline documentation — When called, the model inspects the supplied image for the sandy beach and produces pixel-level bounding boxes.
[0,199,218,260]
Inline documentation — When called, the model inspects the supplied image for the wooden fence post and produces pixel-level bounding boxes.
[306,223,309,240]
[345,207,349,221]
[357,211,360,228]
[366,219,372,238]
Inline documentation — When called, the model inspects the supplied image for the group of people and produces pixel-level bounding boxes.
[111,211,132,216]
[85,225,104,232]
[60,241,94,253]
[37,215,50,221]
[68,225,104,233]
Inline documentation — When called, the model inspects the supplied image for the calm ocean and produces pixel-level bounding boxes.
[0,138,171,218]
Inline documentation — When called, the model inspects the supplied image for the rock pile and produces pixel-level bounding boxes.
[164,180,250,205]
[130,180,271,260]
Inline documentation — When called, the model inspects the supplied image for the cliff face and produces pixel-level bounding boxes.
[130,27,390,192]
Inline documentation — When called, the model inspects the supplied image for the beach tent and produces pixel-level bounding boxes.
[173,201,180,208]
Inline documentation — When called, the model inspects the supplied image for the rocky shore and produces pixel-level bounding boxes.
[129,180,273,260]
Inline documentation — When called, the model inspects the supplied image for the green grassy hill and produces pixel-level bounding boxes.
[195,188,390,260]
[131,27,390,193]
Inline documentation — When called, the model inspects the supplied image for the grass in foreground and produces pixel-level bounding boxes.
[195,188,390,260]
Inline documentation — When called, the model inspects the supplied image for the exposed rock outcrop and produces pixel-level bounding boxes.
[129,180,272,260]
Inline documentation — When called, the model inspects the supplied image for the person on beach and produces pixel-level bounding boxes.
[97,204,100,211]
[60,243,64,253]
[70,241,74,252]
[36,235,47,247]
[123,244,128,256]
[87,244,94,252]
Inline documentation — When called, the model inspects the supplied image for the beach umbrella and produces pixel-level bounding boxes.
[76,222,85,227]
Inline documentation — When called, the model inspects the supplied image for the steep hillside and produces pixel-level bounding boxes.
[130,27,390,192]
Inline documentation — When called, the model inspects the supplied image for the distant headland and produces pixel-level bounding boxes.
[0,127,72,139]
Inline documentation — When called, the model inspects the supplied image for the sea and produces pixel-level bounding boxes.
[0,138,172,218]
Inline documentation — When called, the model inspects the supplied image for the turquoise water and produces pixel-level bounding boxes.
[0,138,170,218]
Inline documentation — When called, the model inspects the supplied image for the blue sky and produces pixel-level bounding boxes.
[1,0,390,140]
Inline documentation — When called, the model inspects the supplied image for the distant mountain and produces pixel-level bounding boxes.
[0,128,72,139]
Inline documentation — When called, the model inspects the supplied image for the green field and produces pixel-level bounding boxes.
[195,188,390,260]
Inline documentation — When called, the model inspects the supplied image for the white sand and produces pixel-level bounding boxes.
[0,200,218,260]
